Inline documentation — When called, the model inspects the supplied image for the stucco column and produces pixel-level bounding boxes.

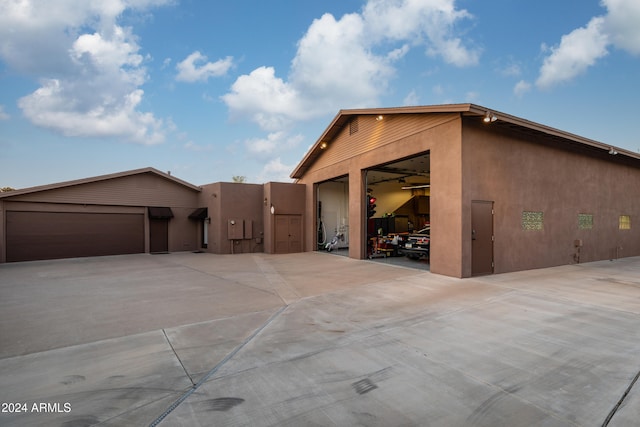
[429,126,464,277]
[348,169,366,259]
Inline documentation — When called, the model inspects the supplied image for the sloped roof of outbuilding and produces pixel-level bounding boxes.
[0,167,201,199]
[291,103,640,179]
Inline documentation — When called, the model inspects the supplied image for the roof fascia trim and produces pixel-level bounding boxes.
[0,167,202,199]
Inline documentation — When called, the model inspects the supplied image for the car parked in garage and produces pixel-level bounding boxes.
[397,226,430,260]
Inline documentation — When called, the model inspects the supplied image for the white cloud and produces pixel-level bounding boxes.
[500,63,522,77]
[0,0,172,144]
[245,131,304,158]
[428,37,479,68]
[222,66,306,131]
[387,44,410,62]
[362,0,479,67]
[536,17,609,89]
[176,51,234,82]
[514,80,532,97]
[290,12,393,114]
[221,0,479,131]
[602,0,640,55]
[255,157,295,183]
[403,90,420,106]
[19,80,165,144]
[72,27,144,72]
[0,105,9,120]
[536,0,640,89]
[0,0,173,73]
[220,0,480,177]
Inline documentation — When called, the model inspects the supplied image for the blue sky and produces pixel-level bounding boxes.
[1,0,639,189]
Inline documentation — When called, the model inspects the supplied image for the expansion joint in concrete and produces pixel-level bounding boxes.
[162,329,194,387]
[149,305,288,427]
[602,368,640,426]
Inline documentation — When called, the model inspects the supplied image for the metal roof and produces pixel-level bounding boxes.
[290,103,640,179]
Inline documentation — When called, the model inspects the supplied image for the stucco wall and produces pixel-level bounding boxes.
[200,182,265,255]
[263,182,306,254]
[462,119,640,275]
[429,120,464,277]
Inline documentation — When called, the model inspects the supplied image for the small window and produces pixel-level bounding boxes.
[350,117,359,135]
[619,215,631,230]
[522,211,544,230]
[578,214,593,230]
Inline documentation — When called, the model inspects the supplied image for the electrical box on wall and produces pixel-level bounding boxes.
[227,219,244,239]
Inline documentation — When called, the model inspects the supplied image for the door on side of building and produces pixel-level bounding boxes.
[149,219,169,253]
[148,207,173,253]
[471,200,494,276]
[274,214,302,253]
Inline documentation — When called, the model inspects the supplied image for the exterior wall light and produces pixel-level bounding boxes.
[320,142,328,149]
[483,111,497,123]
[376,115,384,121]
[609,147,618,155]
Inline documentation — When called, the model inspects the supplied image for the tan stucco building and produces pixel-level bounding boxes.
[0,168,305,263]
[1,104,639,278]
[292,104,640,277]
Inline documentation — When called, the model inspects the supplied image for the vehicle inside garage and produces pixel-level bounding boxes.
[316,152,431,270]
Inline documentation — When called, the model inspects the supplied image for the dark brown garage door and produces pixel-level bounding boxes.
[6,211,145,262]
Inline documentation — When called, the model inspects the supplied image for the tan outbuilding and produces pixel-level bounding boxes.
[0,168,305,263]
[291,103,640,277]
[1,104,639,278]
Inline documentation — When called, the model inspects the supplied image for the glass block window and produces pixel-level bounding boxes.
[619,215,631,230]
[522,211,544,230]
[578,214,593,230]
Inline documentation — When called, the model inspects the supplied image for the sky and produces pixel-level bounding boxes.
[1,0,639,189]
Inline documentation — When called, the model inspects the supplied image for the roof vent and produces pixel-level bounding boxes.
[350,117,359,135]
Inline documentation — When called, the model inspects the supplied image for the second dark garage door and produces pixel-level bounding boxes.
[6,211,145,262]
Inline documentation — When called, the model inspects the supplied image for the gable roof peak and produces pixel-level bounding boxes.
[290,103,640,179]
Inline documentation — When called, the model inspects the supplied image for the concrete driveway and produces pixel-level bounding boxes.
[0,252,639,426]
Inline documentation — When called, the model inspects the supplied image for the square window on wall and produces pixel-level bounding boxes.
[578,214,593,230]
[619,215,631,230]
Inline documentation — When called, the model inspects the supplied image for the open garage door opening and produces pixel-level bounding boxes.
[365,152,431,271]
[316,176,349,255]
